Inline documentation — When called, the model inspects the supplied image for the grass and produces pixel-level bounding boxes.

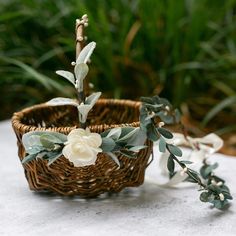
[0,0,235,135]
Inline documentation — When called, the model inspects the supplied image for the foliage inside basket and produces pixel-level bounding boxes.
[21,15,232,210]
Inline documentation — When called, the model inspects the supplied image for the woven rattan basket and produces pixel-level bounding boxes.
[12,98,153,197]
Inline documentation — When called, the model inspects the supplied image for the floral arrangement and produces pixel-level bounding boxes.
[21,15,232,210]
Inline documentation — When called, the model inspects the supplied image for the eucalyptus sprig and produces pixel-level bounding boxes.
[140,95,232,210]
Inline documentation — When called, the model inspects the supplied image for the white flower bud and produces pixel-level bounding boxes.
[217,181,223,187]
[158,122,165,127]
[71,61,76,66]
[211,179,217,185]
[219,193,225,201]
[180,167,188,176]
[82,14,88,20]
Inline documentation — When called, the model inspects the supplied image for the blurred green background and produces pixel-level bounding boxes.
[0,0,236,136]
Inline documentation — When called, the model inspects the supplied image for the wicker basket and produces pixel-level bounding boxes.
[12,98,153,197]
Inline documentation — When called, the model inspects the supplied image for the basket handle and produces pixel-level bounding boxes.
[75,15,88,60]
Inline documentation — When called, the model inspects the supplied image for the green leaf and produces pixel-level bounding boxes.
[157,127,173,139]
[55,70,75,85]
[146,123,159,142]
[22,153,38,164]
[100,137,116,152]
[119,150,137,158]
[106,152,120,167]
[200,192,210,202]
[167,144,182,157]
[118,127,140,142]
[200,163,219,179]
[167,155,175,173]
[159,137,166,152]
[180,160,193,165]
[127,145,147,152]
[187,168,201,183]
[47,152,62,166]
[40,135,55,149]
[106,127,122,139]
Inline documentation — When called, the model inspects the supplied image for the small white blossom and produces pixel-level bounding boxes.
[180,167,188,176]
[219,193,225,201]
[62,128,102,167]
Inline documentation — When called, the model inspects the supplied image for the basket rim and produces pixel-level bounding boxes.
[12,98,142,134]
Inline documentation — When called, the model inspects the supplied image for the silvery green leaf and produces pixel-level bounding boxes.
[106,127,122,139]
[119,150,137,158]
[76,41,96,64]
[157,127,173,139]
[74,63,89,83]
[85,92,101,108]
[106,152,120,168]
[22,153,38,164]
[22,134,41,149]
[47,152,62,166]
[23,131,67,151]
[40,135,55,149]
[126,129,146,147]
[77,104,92,123]
[101,137,116,152]
[55,70,75,85]
[118,127,140,142]
[167,155,175,173]
[127,145,147,152]
[26,146,44,155]
[167,144,182,157]
[159,137,166,152]
[46,97,78,107]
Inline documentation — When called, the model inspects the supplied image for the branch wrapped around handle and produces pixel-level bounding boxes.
[75,14,88,60]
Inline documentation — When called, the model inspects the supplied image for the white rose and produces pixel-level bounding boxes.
[62,128,102,167]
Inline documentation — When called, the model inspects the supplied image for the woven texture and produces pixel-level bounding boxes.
[12,99,153,197]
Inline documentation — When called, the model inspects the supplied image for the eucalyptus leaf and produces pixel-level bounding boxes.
[22,153,38,164]
[200,192,210,202]
[76,41,96,64]
[167,144,182,157]
[167,155,175,173]
[55,70,75,85]
[118,127,140,142]
[46,97,78,107]
[127,145,147,152]
[119,150,137,158]
[146,123,159,142]
[180,160,193,165]
[159,137,166,152]
[157,127,173,139]
[106,152,120,168]
[40,135,55,149]
[106,127,122,139]
[100,137,116,152]
[47,152,62,166]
